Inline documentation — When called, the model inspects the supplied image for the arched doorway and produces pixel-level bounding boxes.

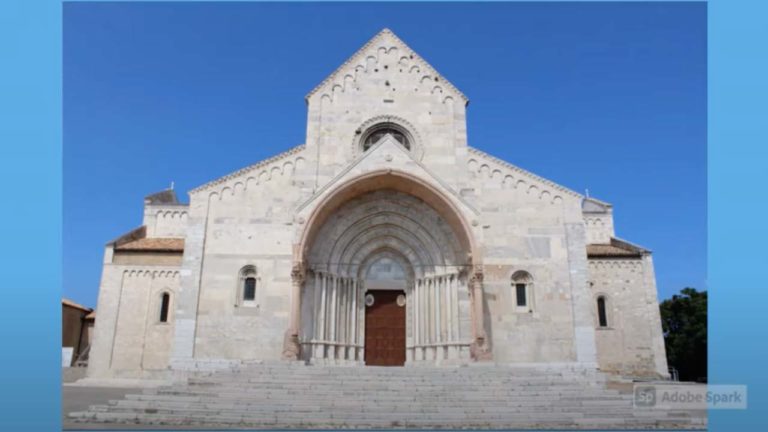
[291,171,484,365]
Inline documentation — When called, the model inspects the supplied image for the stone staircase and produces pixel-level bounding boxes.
[69,362,707,429]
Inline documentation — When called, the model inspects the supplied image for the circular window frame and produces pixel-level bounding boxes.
[362,125,411,152]
[352,115,424,161]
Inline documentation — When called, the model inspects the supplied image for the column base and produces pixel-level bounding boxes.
[281,331,301,361]
[470,337,493,361]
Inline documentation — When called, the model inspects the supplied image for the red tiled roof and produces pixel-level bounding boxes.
[62,298,93,312]
[587,238,646,258]
[114,238,184,252]
[587,244,641,258]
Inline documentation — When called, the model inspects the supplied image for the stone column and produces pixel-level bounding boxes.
[314,272,328,360]
[282,262,305,361]
[469,267,492,361]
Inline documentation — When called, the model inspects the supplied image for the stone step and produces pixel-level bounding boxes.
[204,375,606,384]
[112,396,632,410]
[185,380,601,388]
[141,391,625,403]
[146,391,623,401]
[70,364,705,429]
[70,410,702,429]
[227,370,604,379]
[174,384,608,394]
[103,405,639,418]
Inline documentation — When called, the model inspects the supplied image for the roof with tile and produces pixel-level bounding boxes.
[114,238,184,252]
[587,237,647,258]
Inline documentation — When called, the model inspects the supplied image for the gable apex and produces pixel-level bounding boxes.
[305,28,469,105]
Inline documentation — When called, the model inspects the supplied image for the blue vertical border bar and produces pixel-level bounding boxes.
[709,0,768,430]
[0,0,62,431]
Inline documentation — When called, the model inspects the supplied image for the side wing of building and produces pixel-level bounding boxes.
[583,199,669,377]
[88,191,188,377]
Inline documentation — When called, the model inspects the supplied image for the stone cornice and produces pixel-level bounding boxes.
[467,147,583,201]
[189,144,305,195]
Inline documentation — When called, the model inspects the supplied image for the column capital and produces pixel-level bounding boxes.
[291,261,306,284]
[470,265,484,285]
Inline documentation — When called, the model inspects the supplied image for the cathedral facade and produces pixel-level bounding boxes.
[88,29,668,379]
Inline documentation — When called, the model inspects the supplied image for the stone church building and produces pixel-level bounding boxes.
[88,29,668,380]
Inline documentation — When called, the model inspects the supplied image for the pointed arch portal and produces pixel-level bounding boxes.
[287,171,485,365]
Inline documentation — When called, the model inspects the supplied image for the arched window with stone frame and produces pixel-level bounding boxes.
[511,270,534,312]
[236,265,258,307]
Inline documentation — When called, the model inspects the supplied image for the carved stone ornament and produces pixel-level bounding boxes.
[291,262,306,284]
[281,330,300,361]
[396,294,406,307]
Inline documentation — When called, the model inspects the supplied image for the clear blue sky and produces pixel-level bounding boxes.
[64,2,706,308]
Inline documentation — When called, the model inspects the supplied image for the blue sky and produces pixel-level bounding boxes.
[64,2,706,308]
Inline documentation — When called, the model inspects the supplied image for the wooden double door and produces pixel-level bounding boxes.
[364,290,406,366]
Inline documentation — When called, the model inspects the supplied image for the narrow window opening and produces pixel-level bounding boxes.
[515,283,527,307]
[244,277,256,301]
[597,297,608,327]
[159,293,170,323]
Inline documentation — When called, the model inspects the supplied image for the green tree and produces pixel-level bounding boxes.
[659,288,707,382]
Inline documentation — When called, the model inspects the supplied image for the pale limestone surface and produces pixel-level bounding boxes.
[87,29,668,380]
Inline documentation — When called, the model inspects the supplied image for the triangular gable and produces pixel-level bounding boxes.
[305,28,468,105]
[296,134,478,217]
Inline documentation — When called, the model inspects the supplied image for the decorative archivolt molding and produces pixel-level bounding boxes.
[307,29,466,106]
[588,260,642,271]
[467,147,583,205]
[189,145,307,199]
[123,269,181,278]
[584,216,608,227]
[154,209,189,220]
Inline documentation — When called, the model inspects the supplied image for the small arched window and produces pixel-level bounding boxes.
[238,265,258,306]
[361,123,411,151]
[511,270,534,312]
[159,293,170,323]
[597,296,608,327]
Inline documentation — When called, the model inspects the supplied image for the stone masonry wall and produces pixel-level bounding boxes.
[462,150,593,364]
[88,244,180,377]
[588,258,668,377]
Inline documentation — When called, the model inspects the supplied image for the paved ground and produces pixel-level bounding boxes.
[63,384,265,430]
[63,386,200,430]
[63,386,132,430]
